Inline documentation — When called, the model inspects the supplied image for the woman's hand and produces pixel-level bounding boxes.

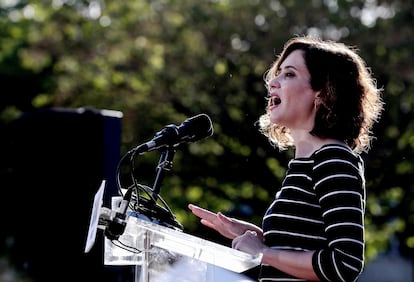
[232,230,267,256]
[188,204,263,240]
[188,204,240,239]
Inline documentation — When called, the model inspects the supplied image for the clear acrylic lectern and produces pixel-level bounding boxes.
[86,181,262,282]
[104,215,262,282]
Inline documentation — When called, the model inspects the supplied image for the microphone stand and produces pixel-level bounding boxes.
[137,146,176,282]
[130,144,182,230]
[151,145,175,201]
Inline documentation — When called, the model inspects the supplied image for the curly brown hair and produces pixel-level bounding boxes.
[259,36,384,153]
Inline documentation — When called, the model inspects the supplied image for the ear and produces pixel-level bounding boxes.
[314,91,322,109]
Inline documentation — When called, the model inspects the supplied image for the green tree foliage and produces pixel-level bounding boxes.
[1,0,414,267]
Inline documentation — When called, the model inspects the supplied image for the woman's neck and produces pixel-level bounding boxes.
[292,131,346,158]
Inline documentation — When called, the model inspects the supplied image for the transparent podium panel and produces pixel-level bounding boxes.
[137,251,211,282]
[104,215,262,281]
[138,256,256,282]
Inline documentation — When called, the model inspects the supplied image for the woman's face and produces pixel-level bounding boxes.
[267,49,319,131]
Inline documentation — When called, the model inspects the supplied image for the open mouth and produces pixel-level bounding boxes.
[269,96,281,106]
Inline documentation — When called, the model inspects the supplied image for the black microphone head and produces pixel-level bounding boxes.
[178,113,214,143]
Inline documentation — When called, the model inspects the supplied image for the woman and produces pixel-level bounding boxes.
[188,36,384,282]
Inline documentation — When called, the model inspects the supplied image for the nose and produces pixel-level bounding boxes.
[268,76,280,90]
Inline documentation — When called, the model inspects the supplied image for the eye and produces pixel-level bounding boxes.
[284,72,295,78]
[275,69,295,79]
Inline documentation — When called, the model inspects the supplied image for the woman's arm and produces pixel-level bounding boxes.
[232,231,320,281]
[261,249,319,281]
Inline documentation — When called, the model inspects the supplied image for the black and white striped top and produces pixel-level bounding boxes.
[259,144,365,282]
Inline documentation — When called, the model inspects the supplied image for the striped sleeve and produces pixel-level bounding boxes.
[311,145,365,282]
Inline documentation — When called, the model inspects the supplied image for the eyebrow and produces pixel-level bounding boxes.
[277,65,298,72]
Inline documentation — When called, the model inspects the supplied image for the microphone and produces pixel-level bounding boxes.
[104,115,212,240]
[104,188,133,241]
[134,113,214,153]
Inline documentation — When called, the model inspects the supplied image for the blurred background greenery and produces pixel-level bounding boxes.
[0,0,413,281]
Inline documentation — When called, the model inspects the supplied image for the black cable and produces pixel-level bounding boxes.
[111,143,184,236]
[111,239,142,254]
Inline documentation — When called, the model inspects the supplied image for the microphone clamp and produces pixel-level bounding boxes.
[104,212,128,241]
